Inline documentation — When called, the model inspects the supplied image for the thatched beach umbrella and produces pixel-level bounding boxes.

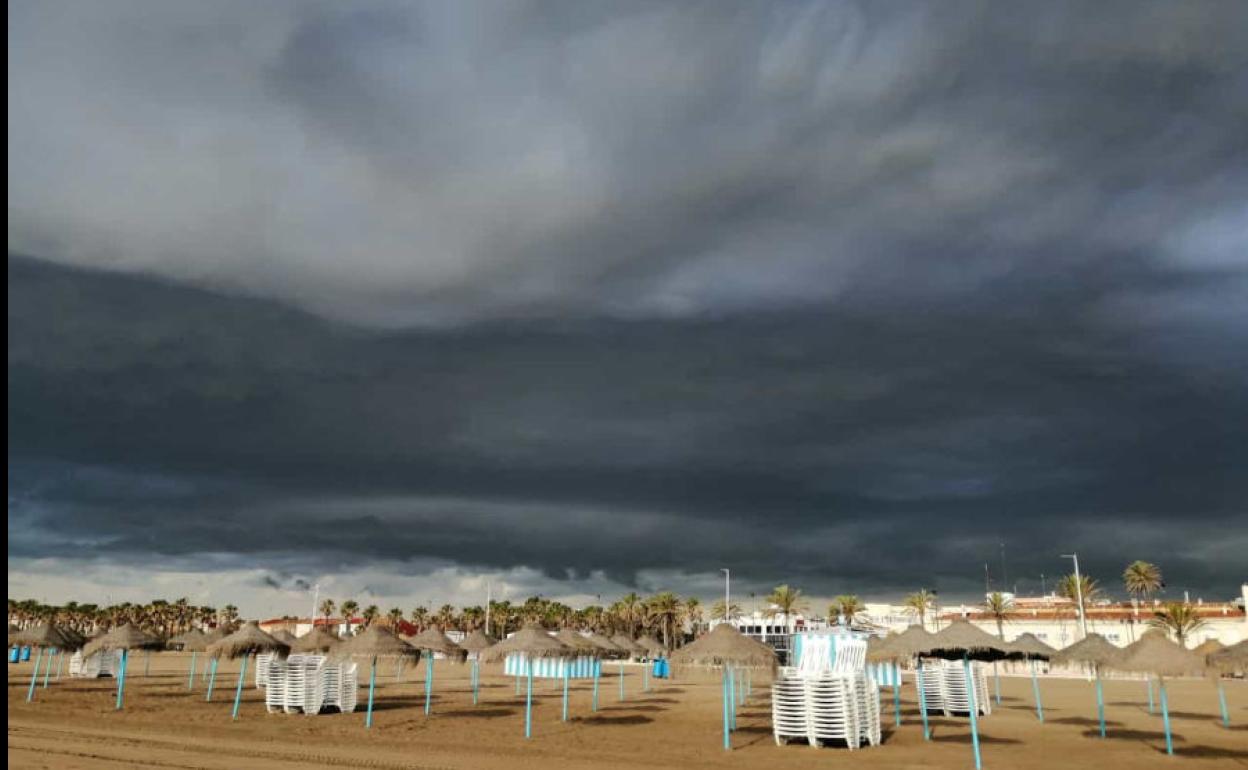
[1192,639,1223,656]
[46,627,85,683]
[270,629,298,645]
[867,626,934,736]
[552,629,603,720]
[13,624,72,703]
[406,628,465,715]
[83,624,161,710]
[1053,633,1122,738]
[610,633,645,658]
[206,622,290,720]
[335,625,421,728]
[459,630,496,704]
[1009,633,1055,723]
[670,624,777,751]
[199,627,227,684]
[915,620,1012,770]
[1110,633,1206,755]
[291,627,341,654]
[481,625,572,739]
[1207,640,1246,727]
[168,629,209,690]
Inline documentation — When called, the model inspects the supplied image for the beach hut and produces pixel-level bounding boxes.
[1008,633,1054,723]
[914,620,1012,770]
[406,627,465,715]
[670,624,777,751]
[1110,633,1206,756]
[1207,640,1247,727]
[481,624,572,739]
[13,624,72,703]
[168,629,210,690]
[206,622,290,720]
[459,630,496,704]
[334,625,420,728]
[82,624,161,710]
[1052,633,1122,738]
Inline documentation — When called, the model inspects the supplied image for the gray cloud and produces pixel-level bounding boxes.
[7,1,1248,602]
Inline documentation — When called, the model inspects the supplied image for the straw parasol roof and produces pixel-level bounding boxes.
[586,632,626,658]
[82,624,162,657]
[1191,639,1224,656]
[206,622,290,660]
[1110,633,1206,678]
[270,629,299,645]
[167,629,210,652]
[1205,640,1247,674]
[13,623,73,650]
[669,623,777,670]
[56,626,87,651]
[8,624,21,646]
[290,627,342,654]
[1051,633,1122,667]
[610,634,645,655]
[867,632,901,662]
[459,629,497,653]
[636,634,665,656]
[406,627,467,659]
[916,620,1012,660]
[555,628,602,657]
[333,625,421,661]
[203,627,229,644]
[1009,632,1056,660]
[480,624,571,664]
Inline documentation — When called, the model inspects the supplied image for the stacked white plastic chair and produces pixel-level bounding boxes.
[69,649,122,678]
[919,662,949,715]
[316,659,358,714]
[938,660,990,716]
[805,675,861,749]
[265,658,289,713]
[854,672,882,746]
[256,651,277,688]
[771,632,881,750]
[771,673,809,744]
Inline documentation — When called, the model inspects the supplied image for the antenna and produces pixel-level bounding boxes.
[984,563,991,594]
[1000,541,1008,592]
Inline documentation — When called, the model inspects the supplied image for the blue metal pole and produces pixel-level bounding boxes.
[729,668,736,731]
[1159,678,1174,756]
[993,661,1001,704]
[205,657,218,701]
[1147,677,1154,713]
[964,656,983,770]
[516,673,521,695]
[592,660,600,712]
[188,651,197,690]
[366,656,377,729]
[231,653,249,720]
[619,662,625,701]
[1031,659,1044,722]
[644,657,649,692]
[916,658,931,740]
[424,654,433,715]
[43,648,55,688]
[472,659,479,705]
[144,649,151,677]
[26,647,43,702]
[1217,679,1229,727]
[1096,671,1106,738]
[562,666,569,721]
[525,659,533,739]
[894,663,902,726]
[116,649,129,710]
[722,670,730,750]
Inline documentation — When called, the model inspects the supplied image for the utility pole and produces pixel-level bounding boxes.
[984,563,991,594]
[1061,553,1088,639]
[1000,541,1008,593]
[310,583,319,630]
[721,569,730,626]
[485,581,491,637]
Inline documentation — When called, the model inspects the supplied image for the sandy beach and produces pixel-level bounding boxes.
[8,655,1246,769]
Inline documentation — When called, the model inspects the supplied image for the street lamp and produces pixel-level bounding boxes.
[1061,553,1088,639]
[721,569,730,626]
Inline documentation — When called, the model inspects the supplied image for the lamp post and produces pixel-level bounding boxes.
[1061,554,1088,639]
[721,569,730,627]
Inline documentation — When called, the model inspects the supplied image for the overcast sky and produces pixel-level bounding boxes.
[8,1,1248,617]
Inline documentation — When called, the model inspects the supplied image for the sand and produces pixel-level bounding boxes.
[8,653,1246,769]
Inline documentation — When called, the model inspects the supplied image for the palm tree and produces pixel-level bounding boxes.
[766,585,807,636]
[710,599,742,622]
[220,605,240,631]
[361,605,380,628]
[683,597,703,636]
[904,589,936,630]
[435,604,457,630]
[340,600,360,635]
[618,593,643,635]
[409,606,429,632]
[646,593,683,651]
[318,599,336,627]
[1149,602,1207,647]
[1057,574,1101,630]
[830,595,866,626]
[983,592,1014,640]
[1123,561,1164,641]
[386,607,404,629]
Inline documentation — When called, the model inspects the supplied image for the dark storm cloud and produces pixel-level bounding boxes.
[7,1,1248,599]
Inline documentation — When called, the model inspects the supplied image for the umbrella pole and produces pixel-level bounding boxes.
[1146,676,1154,713]
[205,657,218,701]
[525,659,533,739]
[722,669,730,750]
[516,673,521,695]
[396,658,403,683]
[619,662,625,701]
[188,651,197,690]
[729,667,736,731]
[231,653,250,720]
[43,648,55,688]
[425,654,433,715]
[562,666,569,721]
[116,649,129,710]
[963,656,983,770]
[144,649,151,677]
[472,659,479,705]
[1216,678,1229,727]
[1159,677,1173,756]
[993,661,1001,704]
[644,657,649,691]
[1031,659,1044,722]
[366,656,377,729]
[26,647,43,702]
[916,658,931,740]
[592,659,600,712]
[56,649,65,680]
[1095,670,1106,738]
[894,662,902,726]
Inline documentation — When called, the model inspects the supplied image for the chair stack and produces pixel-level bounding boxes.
[262,654,356,715]
[256,651,277,688]
[919,662,948,715]
[934,660,990,717]
[771,671,881,749]
[806,675,861,749]
[771,675,810,744]
[69,649,122,678]
[315,660,358,714]
[264,658,290,713]
[853,672,882,746]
